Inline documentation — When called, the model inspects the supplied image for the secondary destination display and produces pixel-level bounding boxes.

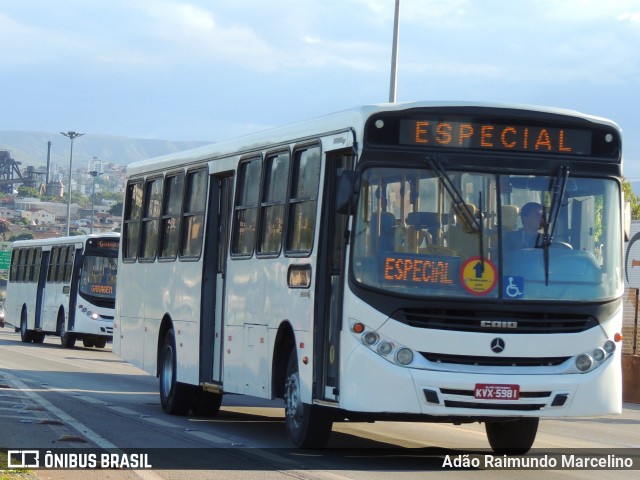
[381,254,460,287]
[399,119,592,155]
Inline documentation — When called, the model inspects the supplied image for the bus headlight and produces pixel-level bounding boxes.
[377,341,394,356]
[574,338,617,373]
[576,354,593,372]
[603,340,616,354]
[363,331,379,346]
[351,321,415,368]
[395,348,414,366]
[592,347,606,362]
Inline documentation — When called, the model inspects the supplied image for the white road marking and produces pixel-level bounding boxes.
[1,370,165,480]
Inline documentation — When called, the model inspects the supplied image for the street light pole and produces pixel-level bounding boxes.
[60,131,84,236]
[388,0,400,103]
[88,167,103,234]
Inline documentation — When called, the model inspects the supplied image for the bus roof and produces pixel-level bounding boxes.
[11,232,120,249]
[126,101,621,177]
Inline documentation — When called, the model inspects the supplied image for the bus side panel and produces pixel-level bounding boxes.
[5,280,32,329]
[114,260,147,372]
[223,257,250,395]
[41,287,66,334]
[225,254,317,402]
[142,259,202,386]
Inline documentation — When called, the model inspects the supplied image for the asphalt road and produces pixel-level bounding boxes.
[1,325,639,480]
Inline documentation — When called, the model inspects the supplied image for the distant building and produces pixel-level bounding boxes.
[45,180,64,198]
[14,198,81,220]
[23,208,56,225]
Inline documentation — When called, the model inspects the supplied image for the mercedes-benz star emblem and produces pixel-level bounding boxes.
[490,338,505,353]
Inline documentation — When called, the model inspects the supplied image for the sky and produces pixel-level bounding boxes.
[1,0,639,176]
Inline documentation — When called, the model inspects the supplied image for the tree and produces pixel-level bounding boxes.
[623,180,640,220]
[109,202,123,216]
[17,185,40,198]
[0,218,9,241]
[9,233,34,241]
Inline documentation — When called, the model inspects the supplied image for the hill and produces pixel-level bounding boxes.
[0,131,211,170]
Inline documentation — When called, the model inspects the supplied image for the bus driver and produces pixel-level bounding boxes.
[504,202,544,250]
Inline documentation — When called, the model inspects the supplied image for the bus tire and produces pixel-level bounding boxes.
[83,338,96,348]
[191,389,223,417]
[284,348,333,448]
[160,329,195,415]
[485,417,539,455]
[58,315,76,349]
[20,310,34,343]
[32,332,45,344]
[95,338,107,348]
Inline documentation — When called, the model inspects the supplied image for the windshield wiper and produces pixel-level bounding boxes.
[539,165,570,285]
[427,156,481,234]
[427,156,485,271]
[477,190,485,264]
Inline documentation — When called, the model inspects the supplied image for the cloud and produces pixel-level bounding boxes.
[619,11,640,26]
[135,1,279,70]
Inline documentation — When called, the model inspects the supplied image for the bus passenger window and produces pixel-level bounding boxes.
[181,168,207,258]
[123,181,143,261]
[232,158,262,256]
[286,146,320,254]
[140,177,162,260]
[160,173,184,259]
[258,151,290,256]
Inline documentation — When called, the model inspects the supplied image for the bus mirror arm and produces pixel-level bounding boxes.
[336,170,360,215]
[624,201,631,242]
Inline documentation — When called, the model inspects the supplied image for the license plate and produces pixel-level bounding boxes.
[474,384,520,400]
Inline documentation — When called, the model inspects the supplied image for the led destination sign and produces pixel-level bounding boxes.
[399,119,592,155]
[382,254,459,286]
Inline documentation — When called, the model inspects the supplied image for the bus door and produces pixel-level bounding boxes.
[34,249,47,330]
[200,173,233,386]
[315,148,354,402]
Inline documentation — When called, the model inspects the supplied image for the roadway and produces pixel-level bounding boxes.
[0,325,638,480]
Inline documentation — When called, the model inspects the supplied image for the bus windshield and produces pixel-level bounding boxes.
[351,165,622,301]
[79,255,118,301]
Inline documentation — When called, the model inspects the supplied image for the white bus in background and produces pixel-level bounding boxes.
[114,102,625,454]
[7,233,120,348]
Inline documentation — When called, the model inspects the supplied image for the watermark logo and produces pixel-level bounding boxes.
[8,450,40,468]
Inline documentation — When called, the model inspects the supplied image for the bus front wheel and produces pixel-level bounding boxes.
[283,348,333,448]
[160,329,195,415]
[485,417,539,455]
[59,316,76,349]
[20,310,34,343]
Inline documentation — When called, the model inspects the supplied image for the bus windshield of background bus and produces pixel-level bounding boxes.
[351,166,622,301]
[79,255,117,299]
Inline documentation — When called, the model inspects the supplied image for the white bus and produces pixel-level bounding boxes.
[7,233,120,348]
[114,102,625,454]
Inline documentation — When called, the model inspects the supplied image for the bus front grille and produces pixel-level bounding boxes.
[393,308,597,334]
[419,352,570,367]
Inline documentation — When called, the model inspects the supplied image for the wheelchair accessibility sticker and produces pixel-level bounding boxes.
[504,276,524,298]
[460,257,497,295]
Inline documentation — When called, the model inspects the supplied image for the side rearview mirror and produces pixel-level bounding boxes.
[336,170,360,215]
